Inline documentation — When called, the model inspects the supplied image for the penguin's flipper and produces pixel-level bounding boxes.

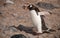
[38,11,52,15]
[46,29,56,32]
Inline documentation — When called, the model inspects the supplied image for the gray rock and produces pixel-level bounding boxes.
[36,2,60,10]
[0,12,2,14]
[11,34,27,38]
[8,26,18,32]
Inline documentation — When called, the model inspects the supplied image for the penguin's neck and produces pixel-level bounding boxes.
[30,10,39,16]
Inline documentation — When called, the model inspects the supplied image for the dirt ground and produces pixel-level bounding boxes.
[0,0,60,38]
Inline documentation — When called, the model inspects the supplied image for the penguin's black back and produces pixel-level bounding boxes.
[40,15,48,30]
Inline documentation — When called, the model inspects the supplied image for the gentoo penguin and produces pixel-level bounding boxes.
[27,4,46,33]
[26,4,55,33]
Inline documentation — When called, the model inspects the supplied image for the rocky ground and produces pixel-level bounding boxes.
[0,0,60,38]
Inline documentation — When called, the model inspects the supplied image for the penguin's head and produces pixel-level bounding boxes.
[27,4,40,12]
[23,4,40,12]
[27,4,34,10]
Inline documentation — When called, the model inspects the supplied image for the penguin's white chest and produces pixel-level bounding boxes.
[30,10,42,27]
[30,10,42,33]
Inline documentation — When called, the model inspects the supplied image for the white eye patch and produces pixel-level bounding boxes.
[30,5,32,7]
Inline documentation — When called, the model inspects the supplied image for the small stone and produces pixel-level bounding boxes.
[0,12,2,14]
[8,26,18,32]
[6,0,14,4]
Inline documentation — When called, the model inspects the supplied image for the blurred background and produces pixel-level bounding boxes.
[0,0,60,38]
